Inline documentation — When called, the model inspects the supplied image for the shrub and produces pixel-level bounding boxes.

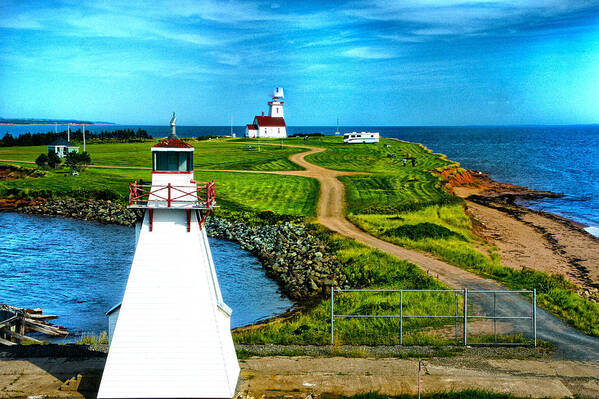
[47,151,61,169]
[35,153,49,169]
[65,151,91,172]
[387,222,468,241]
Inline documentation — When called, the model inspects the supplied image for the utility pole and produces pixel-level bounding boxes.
[83,124,86,152]
[67,124,70,142]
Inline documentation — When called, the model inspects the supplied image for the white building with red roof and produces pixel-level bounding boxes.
[245,88,287,138]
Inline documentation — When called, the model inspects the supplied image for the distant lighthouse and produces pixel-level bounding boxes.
[97,113,240,398]
[246,87,287,138]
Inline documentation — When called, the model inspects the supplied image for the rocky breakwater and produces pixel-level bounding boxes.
[206,217,348,300]
[17,199,141,226]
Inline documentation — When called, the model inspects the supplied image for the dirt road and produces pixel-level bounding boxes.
[264,145,599,361]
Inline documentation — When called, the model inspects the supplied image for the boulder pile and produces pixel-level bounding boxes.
[18,200,141,226]
[206,217,347,300]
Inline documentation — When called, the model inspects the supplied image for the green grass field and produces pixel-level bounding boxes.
[234,231,459,345]
[0,166,319,217]
[0,139,306,171]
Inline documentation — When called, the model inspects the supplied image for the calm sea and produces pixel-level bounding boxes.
[0,212,292,337]
[4,124,598,234]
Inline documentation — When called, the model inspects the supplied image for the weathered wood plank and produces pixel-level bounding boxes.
[0,336,16,346]
[0,315,19,329]
[3,329,42,343]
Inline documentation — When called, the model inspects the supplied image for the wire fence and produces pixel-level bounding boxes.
[330,288,537,346]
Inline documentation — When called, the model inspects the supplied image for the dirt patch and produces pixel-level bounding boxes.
[448,168,563,200]
[0,165,45,181]
[466,196,599,300]
[3,345,598,399]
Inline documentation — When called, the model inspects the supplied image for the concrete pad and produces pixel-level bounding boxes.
[240,374,572,398]
[488,359,599,378]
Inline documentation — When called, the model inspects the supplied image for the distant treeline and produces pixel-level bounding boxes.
[0,128,152,147]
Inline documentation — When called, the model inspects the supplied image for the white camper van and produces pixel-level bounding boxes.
[343,131,380,144]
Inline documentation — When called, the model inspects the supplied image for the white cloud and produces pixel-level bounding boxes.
[344,0,599,38]
[342,46,395,59]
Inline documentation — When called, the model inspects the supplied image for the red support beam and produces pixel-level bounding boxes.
[186,209,191,232]
[167,183,171,208]
[149,209,153,232]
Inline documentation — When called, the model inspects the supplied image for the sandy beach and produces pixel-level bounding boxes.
[451,170,599,301]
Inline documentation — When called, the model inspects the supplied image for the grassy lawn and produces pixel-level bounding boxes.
[234,232,460,345]
[0,139,306,171]
[0,166,319,217]
[349,205,599,336]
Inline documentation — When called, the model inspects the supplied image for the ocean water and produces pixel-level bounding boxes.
[4,124,598,233]
[0,212,292,336]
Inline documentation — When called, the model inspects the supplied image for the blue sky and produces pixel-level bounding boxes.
[1,0,598,126]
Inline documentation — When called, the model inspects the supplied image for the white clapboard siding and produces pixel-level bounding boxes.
[97,209,239,398]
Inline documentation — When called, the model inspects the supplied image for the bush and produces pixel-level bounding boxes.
[387,222,468,241]
[47,151,61,169]
[35,153,49,169]
[65,151,91,172]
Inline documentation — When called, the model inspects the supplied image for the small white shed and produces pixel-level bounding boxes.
[105,303,121,345]
[47,138,79,158]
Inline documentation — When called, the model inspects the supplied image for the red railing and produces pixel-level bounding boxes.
[128,180,215,209]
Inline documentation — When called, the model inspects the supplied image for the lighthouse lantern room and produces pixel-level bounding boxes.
[98,113,239,399]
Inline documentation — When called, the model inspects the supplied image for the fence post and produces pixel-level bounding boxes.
[400,290,403,345]
[454,292,458,345]
[493,292,497,344]
[330,288,335,344]
[418,358,421,399]
[463,288,468,346]
[533,289,537,347]
[129,182,134,206]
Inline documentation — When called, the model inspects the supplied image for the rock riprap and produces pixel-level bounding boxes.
[206,217,347,300]
[16,200,346,301]
[18,200,141,226]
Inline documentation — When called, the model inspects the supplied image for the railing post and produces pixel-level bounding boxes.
[454,292,458,345]
[330,288,334,344]
[533,289,537,347]
[167,183,171,208]
[400,290,403,345]
[463,288,468,346]
[493,292,497,344]
[129,182,133,206]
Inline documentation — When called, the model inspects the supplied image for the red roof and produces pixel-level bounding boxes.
[153,139,193,148]
[246,124,257,130]
[254,116,286,127]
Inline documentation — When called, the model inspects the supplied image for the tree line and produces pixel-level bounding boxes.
[0,128,152,147]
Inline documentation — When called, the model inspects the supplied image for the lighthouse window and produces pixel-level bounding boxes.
[153,151,193,172]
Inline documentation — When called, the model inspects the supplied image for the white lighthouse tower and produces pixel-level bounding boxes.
[268,87,284,117]
[98,113,240,398]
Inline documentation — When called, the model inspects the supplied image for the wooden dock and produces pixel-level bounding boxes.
[0,304,68,345]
